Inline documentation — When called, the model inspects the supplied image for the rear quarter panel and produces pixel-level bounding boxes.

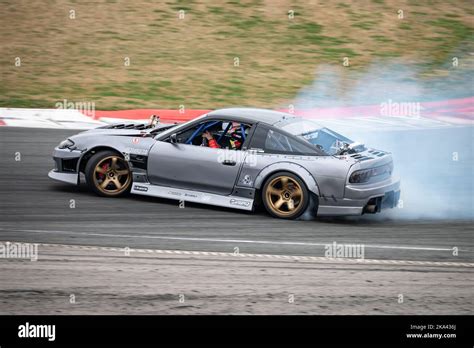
[238,153,353,199]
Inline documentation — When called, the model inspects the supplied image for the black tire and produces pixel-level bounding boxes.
[262,171,309,219]
[85,150,132,197]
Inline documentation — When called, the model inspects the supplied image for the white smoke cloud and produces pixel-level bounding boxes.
[292,62,473,220]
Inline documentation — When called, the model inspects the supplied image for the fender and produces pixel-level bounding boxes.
[76,136,156,171]
[254,161,320,196]
[77,145,123,173]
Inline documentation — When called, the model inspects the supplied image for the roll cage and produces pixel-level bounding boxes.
[155,115,325,156]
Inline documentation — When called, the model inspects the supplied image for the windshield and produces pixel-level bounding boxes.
[277,118,354,155]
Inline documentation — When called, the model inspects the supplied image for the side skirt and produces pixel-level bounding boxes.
[131,183,254,211]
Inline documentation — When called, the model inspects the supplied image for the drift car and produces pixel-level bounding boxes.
[49,108,400,219]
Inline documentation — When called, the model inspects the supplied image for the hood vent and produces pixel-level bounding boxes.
[100,123,150,130]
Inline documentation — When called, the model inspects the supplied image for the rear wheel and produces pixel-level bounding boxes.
[85,151,132,197]
[262,172,309,219]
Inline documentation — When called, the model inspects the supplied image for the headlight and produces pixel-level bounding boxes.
[349,162,393,184]
[58,139,75,149]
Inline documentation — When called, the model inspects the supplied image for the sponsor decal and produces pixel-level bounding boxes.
[242,174,252,185]
[125,147,148,155]
[229,199,251,207]
[133,185,148,192]
[168,191,182,197]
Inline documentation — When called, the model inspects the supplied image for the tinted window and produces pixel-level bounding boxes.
[250,124,322,155]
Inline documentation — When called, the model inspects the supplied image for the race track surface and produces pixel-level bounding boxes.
[1,127,472,263]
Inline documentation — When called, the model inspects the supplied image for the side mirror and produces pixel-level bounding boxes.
[170,133,178,144]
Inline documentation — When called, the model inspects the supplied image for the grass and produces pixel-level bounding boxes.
[0,0,473,109]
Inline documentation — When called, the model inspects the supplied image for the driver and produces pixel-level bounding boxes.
[202,123,244,150]
[202,130,221,148]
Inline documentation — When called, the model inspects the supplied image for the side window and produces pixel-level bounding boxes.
[266,129,293,152]
[250,124,318,155]
[168,120,251,151]
[172,122,209,145]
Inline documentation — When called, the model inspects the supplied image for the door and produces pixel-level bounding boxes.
[147,120,250,195]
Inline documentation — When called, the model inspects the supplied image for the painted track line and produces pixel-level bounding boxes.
[3,241,473,268]
[0,228,467,253]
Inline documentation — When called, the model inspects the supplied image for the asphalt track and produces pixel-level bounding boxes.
[0,127,472,263]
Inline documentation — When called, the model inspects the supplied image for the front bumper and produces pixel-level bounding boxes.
[48,147,82,185]
[48,170,79,185]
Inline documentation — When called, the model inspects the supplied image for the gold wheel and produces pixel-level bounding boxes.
[92,155,131,196]
[265,175,304,217]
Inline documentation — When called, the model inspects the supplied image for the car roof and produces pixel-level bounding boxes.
[207,108,296,125]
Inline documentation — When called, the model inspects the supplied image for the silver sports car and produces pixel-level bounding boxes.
[49,108,400,219]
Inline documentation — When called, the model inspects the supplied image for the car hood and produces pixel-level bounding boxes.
[74,122,177,137]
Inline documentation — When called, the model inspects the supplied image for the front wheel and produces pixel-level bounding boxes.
[262,172,309,219]
[85,150,132,197]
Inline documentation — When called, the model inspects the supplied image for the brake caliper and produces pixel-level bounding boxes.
[99,163,109,179]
